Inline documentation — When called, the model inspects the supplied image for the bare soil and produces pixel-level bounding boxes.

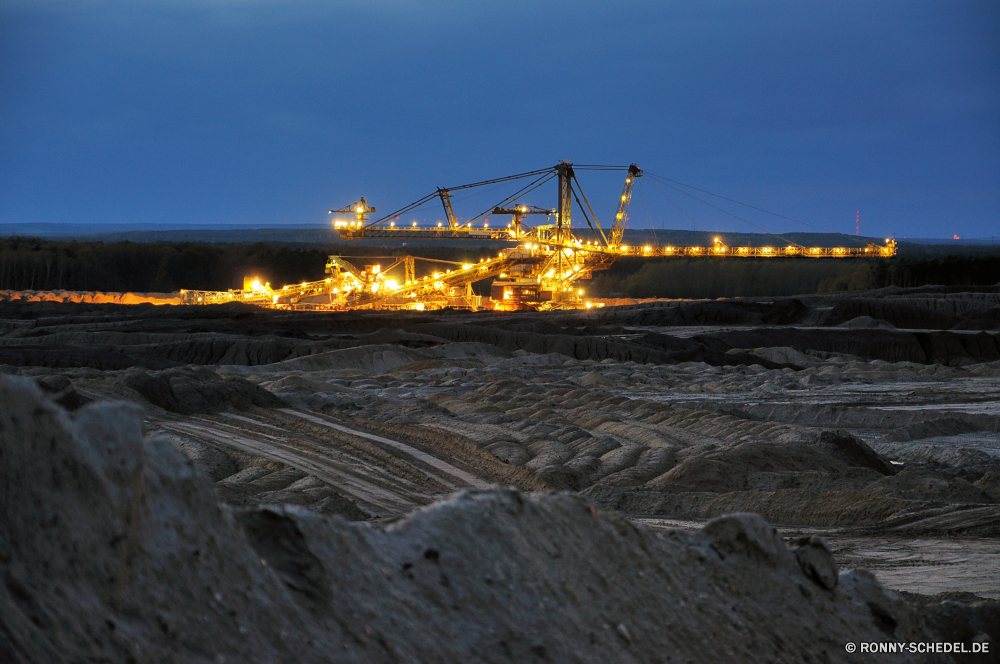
[2,284,999,661]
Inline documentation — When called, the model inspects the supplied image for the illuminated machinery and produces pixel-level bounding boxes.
[179,162,898,311]
[317,254,520,311]
[328,197,375,231]
[332,161,896,311]
[333,162,646,310]
[178,253,523,310]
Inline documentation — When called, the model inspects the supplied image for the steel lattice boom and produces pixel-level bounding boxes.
[181,162,897,311]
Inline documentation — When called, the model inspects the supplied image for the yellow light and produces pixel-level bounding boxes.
[356,207,363,213]
[390,222,395,227]
[714,237,720,243]
[371,283,380,293]
[251,279,261,290]
[621,195,627,201]
[643,246,651,252]
[437,222,442,227]
[621,245,629,251]
[414,303,425,311]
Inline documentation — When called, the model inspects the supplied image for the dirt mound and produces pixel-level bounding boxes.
[604,299,810,326]
[630,331,797,368]
[402,322,795,369]
[746,346,818,366]
[899,591,999,661]
[822,299,962,329]
[122,366,284,414]
[889,417,985,442]
[0,344,182,370]
[0,376,949,663]
[134,336,306,365]
[244,341,512,374]
[407,322,678,364]
[840,315,897,329]
[32,374,90,410]
[649,431,895,493]
[696,327,1000,365]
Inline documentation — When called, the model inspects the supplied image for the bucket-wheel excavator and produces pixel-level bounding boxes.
[180,162,896,311]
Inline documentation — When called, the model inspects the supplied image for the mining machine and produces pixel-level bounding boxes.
[329,197,375,230]
[491,205,556,240]
[180,161,897,310]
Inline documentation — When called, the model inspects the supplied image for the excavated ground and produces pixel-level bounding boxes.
[2,284,1000,661]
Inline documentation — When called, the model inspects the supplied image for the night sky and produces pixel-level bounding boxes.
[2,1,998,239]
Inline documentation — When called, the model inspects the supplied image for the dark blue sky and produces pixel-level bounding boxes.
[2,0,998,239]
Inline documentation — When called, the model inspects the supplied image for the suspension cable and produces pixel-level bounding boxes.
[644,178,805,248]
[644,172,868,246]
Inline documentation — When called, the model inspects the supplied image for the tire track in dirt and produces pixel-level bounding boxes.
[154,417,427,516]
[276,408,491,490]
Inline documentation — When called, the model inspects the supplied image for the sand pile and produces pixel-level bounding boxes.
[121,366,284,414]
[0,290,181,305]
[0,376,965,663]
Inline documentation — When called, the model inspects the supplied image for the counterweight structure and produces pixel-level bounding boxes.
[180,162,896,311]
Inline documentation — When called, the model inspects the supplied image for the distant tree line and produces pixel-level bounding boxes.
[588,254,1000,299]
[0,237,997,298]
[0,238,498,292]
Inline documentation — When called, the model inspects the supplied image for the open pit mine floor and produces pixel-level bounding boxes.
[3,284,1000,662]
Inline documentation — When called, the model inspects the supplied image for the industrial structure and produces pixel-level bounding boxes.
[180,162,897,311]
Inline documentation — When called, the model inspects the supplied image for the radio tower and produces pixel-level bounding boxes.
[856,211,860,236]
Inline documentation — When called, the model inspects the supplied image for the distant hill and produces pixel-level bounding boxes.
[1,223,997,256]
[0,223,893,249]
